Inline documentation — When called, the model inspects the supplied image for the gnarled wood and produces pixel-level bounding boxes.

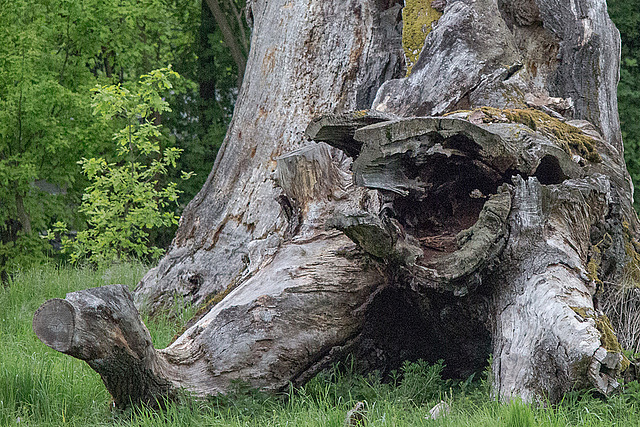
[319,111,629,398]
[33,285,176,408]
[34,0,639,407]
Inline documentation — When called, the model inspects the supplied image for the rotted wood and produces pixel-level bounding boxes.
[305,110,396,158]
[33,285,177,408]
[313,109,632,399]
[492,175,622,401]
[33,0,638,407]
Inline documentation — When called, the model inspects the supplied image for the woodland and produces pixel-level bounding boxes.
[0,0,246,275]
[2,0,640,425]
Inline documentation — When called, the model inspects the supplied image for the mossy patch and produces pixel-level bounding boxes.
[588,235,610,286]
[402,0,442,75]
[473,107,602,163]
[570,306,631,371]
[597,314,623,353]
[195,281,240,316]
[571,307,619,351]
[587,257,601,285]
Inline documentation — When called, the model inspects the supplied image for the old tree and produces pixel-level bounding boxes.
[33,0,640,407]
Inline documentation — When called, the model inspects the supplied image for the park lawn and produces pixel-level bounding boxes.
[2,263,640,426]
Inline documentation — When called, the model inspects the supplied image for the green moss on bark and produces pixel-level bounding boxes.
[571,307,620,351]
[402,0,442,74]
[597,314,623,353]
[570,306,630,371]
[622,220,640,285]
[588,237,608,286]
[474,107,602,163]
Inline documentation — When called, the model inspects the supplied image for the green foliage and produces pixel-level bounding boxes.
[298,357,448,411]
[50,68,192,266]
[0,0,246,274]
[504,399,536,427]
[608,0,640,209]
[0,0,206,275]
[0,1,105,276]
[393,359,448,405]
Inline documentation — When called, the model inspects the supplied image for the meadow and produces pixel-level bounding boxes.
[2,263,640,426]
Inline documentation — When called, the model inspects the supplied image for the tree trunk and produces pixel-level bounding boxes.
[204,0,248,86]
[35,0,640,406]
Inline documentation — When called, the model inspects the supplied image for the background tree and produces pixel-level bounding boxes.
[607,0,640,208]
[171,0,246,214]
[0,2,108,278]
[203,0,250,86]
[0,0,244,275]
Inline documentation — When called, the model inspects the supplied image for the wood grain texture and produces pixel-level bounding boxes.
[33,0,639,407]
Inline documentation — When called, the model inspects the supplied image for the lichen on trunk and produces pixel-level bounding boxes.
[402,0,442,74]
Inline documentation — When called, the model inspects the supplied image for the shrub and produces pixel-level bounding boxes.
[48,67,192,267]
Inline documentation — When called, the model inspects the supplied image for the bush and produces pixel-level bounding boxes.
[48,67,192,267]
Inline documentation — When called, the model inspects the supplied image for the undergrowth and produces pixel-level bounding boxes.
[3,263,640,426]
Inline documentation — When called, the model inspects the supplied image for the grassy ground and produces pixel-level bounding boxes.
[2,263,640,426]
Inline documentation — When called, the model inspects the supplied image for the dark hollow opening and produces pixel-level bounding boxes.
[354,286,492,380]
[394,150,502,263]
[533,155,568,185]
[442,133,483,154]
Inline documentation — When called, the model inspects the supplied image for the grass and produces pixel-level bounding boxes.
[3,263,640,426]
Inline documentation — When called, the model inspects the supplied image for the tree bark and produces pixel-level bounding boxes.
[35,0,640,407]
[15,192,31,234]
[33,285,175,409]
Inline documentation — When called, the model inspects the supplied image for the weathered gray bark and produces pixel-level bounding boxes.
[35,0,640,407]
[134,0,404,314]
[33,285,175,408]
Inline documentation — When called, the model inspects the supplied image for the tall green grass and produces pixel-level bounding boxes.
[1,263,148,426]
[3,263,640,426]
